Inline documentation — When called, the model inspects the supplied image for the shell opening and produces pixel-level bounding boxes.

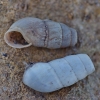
[4,31,32,48]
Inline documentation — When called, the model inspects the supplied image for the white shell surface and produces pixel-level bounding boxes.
[23,63,63,92]
[77,54,95,74]
[23,54,95,93]
[64,55,87,80]
[49,58,78,87]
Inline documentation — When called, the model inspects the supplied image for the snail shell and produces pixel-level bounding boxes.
[4,17,77,49]
[23,54,95,93]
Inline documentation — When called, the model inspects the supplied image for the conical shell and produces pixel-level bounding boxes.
[4,17,78,49]
[23,54,95,93]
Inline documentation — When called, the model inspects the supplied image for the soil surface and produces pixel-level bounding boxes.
[0,0,100,100]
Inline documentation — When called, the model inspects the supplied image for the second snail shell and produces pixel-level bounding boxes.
[23,54,95,93]
[4,17,77,49]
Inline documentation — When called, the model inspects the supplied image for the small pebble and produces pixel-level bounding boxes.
[2,53,7,57]
[28,62,34,65]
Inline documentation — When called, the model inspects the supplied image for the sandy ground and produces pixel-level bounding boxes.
[0,0,100,100]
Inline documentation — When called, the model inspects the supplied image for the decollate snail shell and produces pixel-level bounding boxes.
[4,17,77,49]
[23,54,95,93]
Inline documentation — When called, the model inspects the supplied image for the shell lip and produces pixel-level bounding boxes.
[4,27,32,48]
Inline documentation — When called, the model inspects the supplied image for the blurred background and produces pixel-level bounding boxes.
[0,0,100,100]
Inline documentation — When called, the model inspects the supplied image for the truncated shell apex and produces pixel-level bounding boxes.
[23,54,95,93]
[4,17,77,49]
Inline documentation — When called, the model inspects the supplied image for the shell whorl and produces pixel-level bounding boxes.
[23,54,95,93]
[4,17,77,49]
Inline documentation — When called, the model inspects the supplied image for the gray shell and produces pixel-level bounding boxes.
[4,17,77,49]
[23,54,95,93]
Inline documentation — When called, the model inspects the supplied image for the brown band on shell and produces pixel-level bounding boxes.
[46,21,62,48]
[60,23,71,48]
[70,28,77,46]
[43,20,49,47]
[59,23,63,48]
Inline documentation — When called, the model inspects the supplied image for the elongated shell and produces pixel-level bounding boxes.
[4,17,77,49]
[23,54,95,93]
